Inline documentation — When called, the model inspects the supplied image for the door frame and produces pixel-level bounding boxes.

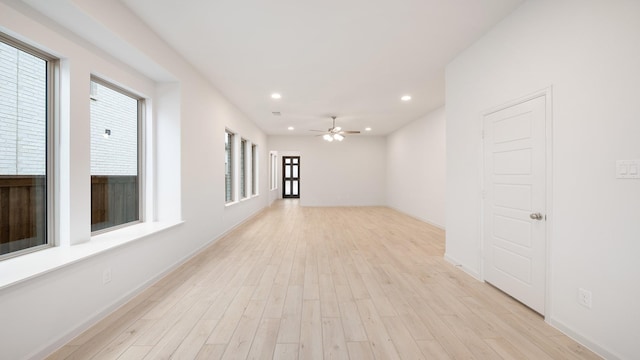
[282,156,300,199]
[480,87,553,318]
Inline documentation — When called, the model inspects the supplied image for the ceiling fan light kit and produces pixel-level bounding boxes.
[312,116,359,142]
[323,133,344,142]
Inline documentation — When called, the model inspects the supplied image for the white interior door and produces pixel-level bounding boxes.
[483,95,547,314]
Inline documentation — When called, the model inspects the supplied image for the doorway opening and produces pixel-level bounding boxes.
[282,156,300,198]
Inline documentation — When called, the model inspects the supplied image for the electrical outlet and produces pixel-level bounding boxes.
[102,268,112,285]
[578,288,592,308]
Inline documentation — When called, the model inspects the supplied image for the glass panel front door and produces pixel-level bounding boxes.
[282,156,300,198]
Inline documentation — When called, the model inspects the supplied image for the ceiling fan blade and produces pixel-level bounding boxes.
[308,116,359,137]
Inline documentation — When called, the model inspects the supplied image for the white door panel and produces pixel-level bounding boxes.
[493,214,532,248]
[493,148,532,175]
[483,95,547,314]
[492,246,532,284]
[493,183,532,210]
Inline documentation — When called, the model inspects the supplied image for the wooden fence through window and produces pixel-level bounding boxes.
[0,175,138,255]
[0,176,46,255]
[91,175,139,232]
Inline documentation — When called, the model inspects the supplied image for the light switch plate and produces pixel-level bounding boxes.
[616,160,640,179]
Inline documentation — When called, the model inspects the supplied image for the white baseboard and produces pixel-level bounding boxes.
[547,317,620,360]
[29,206,268,360]
[387,206,445,230]
[212,207,267,243]
[441,255,618,359]
[443,253,482,281]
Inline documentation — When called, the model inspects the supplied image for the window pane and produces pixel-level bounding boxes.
[240,139,246,198]
[0,40,49,257]
[285,181,291,195]
[293,180,298,196]
[90,80,139,232]
[293,165,298,178]
[269,154,272,189]
[285,164,291,178]
[225,131,233,202]
[251,144,257,195]
[270,153,277,190]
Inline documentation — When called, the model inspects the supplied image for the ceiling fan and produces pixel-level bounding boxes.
[310,116,360,142]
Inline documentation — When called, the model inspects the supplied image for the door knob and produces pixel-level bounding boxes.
[529,213,543,220]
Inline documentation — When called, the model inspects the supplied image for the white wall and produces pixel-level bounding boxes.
[387,107,446,228]
[268,136,387,207]
[272,150,301,202]
[445,0,640,358]
[0,1,268,359]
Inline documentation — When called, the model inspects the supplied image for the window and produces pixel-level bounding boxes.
[251,144,258,196]
[269,151,278,191]
[90,78,142,232]
[240,138,247,199]
[225,130,234,203]
[0,35,55,259]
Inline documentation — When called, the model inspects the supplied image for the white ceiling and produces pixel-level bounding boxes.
[121,0,522,135]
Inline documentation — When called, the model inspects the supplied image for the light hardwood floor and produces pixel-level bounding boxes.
[47,201,600,359]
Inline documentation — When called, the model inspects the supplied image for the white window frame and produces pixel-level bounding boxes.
[240,138,248,199]
[269,151,278,191]
[0,33,57,260]
[251,143,258,196]
[89,76,145,235]
[225,129,235,203]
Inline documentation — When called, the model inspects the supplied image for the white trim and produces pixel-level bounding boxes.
[25,206,267,360]
[479,86,553,317]
[0,221,183,291]
[543,87,554,322]
[482,87,552,116]
[250,142,259,197]
[0,33,58,261]
[444,253,482,281]
[224,200,239,208]
[240,137,249,199]
[479,107,486,281]
[88,77,146,235]
[547,317,620,360]
[224,128,236,203]
[269,151,278,191]
[387,206,445,230]
[27,243,187,360]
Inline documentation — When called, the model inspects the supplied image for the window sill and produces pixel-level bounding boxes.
[225,200,239,207]
[0,221,183,291]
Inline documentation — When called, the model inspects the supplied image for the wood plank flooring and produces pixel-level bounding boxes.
[47,201,600,359]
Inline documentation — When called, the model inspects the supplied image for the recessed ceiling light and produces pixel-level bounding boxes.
[401,95,412,101]
[287,126,294,130]
[271,93,282,99]
[365,127,372,131]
